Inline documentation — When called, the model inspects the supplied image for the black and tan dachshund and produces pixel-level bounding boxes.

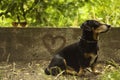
[45,20,111,76]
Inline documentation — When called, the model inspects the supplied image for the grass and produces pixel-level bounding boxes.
[0,60,119,80]
[100,69,120,80]
[99,60,120,80]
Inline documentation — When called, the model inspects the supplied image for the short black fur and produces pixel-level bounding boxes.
[45,20,110,76]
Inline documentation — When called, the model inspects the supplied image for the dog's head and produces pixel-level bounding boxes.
[80,20,111,33]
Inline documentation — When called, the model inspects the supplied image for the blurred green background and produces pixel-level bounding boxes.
[0,0,120,28]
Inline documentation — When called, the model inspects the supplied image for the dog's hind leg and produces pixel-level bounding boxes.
[45,55,66,76]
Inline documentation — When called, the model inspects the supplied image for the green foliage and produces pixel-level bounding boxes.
[100,60,120,80]
[0,0,120,27]
[101,70,120,80]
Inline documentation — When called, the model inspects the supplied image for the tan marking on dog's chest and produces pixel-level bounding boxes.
[93,33,99,40]
[84,53,97,65]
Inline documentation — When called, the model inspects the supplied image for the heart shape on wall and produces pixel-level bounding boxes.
[42,34,66,54]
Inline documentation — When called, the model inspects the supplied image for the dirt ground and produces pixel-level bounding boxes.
[0,60,117,80]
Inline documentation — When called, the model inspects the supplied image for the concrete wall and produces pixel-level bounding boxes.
[0,28,120,62]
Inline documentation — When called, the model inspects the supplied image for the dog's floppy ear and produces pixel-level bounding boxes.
[80,22,92,31]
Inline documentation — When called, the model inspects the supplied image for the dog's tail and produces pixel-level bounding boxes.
[44,68,50,75]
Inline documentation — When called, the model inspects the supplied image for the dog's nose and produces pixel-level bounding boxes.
[107,25,111,28]
[106,24,111,28]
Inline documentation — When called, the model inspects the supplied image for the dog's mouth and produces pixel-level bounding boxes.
[94,24,111,33]
[100,28,110,33]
